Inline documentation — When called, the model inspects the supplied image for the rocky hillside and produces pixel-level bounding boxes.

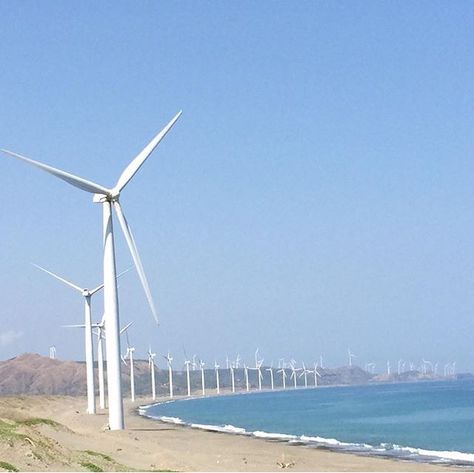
[0,354,466,397]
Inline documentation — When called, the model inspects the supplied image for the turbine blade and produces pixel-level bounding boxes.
[88,283,104,296]
[33,264,83,293]
[113,200,158,323]
[62,324,85,328]
[120,321,133,335]
[113,111,182,194]
[1,149,110,195]
[90,266,133,295]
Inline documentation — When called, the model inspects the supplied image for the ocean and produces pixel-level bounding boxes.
[141,379,474,467]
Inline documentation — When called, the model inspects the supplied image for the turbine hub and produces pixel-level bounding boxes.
[93,192,117,203]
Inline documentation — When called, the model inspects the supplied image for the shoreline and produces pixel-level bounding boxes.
[137,389,474,470]
[0,393,468,472]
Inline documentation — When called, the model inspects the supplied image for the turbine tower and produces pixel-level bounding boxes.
[164,352,174,399]
[3,111,182,429]
[214,361,220,394]
[184,358,192,397]
[277,366,287,389]
[266,364,274,390]
[199,360,206,396]
[348,348,356,367]
[122,325,135,403]
[148,347,157,401]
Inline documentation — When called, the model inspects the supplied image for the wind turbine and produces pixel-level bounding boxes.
[94,315,106,409]
[313,362,321,387]
[387,360,391,375]
[214,361,220,394]
[122,325,135,403]
[266,364,274,390]
[49,346,56,359]
[184,358,192,397]
[255,352,264,391]
[34,264,129,415]
[34,263,104,415]
[164,352,174,399]
[290,363,300,389]
[299,362,310,388]
[277,366,287,389]
[3,111,182,429]
[229,361,235,393]
[199,360,206,396]
[348,348,356,367]
[244,364,250,392]
[148,347,157,401]
[422,359,433,374]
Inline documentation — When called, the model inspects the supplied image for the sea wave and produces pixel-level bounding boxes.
[141,408,474,467]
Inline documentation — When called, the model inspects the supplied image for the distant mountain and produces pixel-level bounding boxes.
[0,354,466,397]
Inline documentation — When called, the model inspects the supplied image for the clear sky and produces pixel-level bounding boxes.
[1,1,473,373]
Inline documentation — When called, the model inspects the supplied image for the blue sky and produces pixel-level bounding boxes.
[0,1,473,372]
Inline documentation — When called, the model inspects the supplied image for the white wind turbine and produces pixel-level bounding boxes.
[313,362,322,387]
[266,364,274,390]
[34,263,104,415]
[199,360,206,396]
[348,348,356,367]
[290,363,300,389]
[34,264,129,415]
[387,360,391,375]
[277,366,287,389]
[122,325,135,403]
[94,316,106,409]
[255,351,264,391]
[3,111,182,430]
[299,362,311,388]
[184,358,192,397]
[49,346,56,359]
[164,352,174,399]
[214,361,220,394]
[229,360,235,393]
[148,347,157,401]
[244,364,250,392]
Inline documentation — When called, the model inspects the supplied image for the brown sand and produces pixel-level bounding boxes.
[0,394,466,472]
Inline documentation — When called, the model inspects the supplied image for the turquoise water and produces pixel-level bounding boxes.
[143,380,474,466]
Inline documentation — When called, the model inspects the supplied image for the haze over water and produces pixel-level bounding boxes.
[144,380,474,466]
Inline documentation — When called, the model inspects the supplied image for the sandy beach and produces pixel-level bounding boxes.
[0,394,466,472]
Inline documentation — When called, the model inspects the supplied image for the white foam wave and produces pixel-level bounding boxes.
[253,431,298,441]
[141,407,474,466]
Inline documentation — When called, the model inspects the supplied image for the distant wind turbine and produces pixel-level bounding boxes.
[199,359,206,396]
[266,364,274,390]
[348,348,356,367]
[121,324,135,403]
[277,366,287,389]
[313,362,321,387]
[214,361,220,394]
[148,347,157,401]
[184,358,192,397]
[164,352,174,398]
[49,346,56,360]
